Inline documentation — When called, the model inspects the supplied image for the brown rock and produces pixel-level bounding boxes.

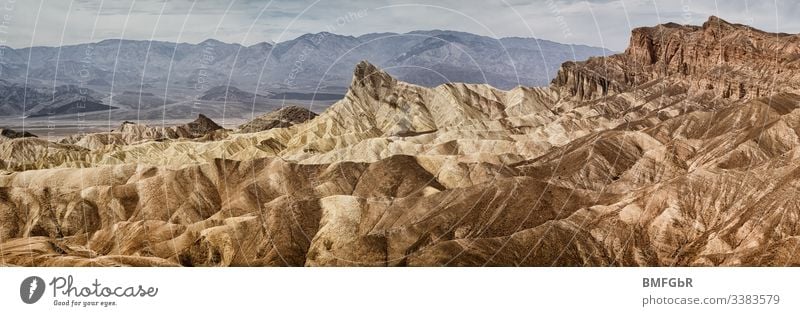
[4,17,800,267]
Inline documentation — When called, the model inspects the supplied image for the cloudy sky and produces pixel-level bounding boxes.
[1,0,799,51]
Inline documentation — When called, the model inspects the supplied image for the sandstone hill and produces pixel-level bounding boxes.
[2,16,800,266]
[56,114,226,151]
[237,106,318,133]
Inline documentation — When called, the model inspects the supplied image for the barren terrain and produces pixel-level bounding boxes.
[2,17,800,266]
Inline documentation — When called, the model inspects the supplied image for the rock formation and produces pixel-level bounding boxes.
[57,114,226,151]
[553,16,800,102]
[0,128,36,140]
[2,16,800,266]
[237,106,318,133]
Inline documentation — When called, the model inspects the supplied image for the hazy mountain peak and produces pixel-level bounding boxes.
[199,38,229,46]
[356,32,399,41]
[246,41,274,49]
[295,31,356,42]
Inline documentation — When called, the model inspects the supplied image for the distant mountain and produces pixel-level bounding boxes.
[0,30,613,98]
[199,86,270,103]
[27,100,116,118]
[0,80,106,117]
[112,91,177,108]
[269,92,344,101]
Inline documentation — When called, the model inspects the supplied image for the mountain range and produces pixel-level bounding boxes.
[0,30,611,118]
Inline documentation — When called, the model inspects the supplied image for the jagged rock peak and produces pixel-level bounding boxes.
[702,15,746,31]
[187,114,223,135]
[351,60,396,89]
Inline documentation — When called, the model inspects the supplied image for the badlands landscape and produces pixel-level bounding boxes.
[3,16,800,266]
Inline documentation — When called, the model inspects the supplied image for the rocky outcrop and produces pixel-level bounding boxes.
[183,114,224,137]
[553,16,800,101]
[237,106,317,133]
[551,59,620,101]
[58,114,225,150]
